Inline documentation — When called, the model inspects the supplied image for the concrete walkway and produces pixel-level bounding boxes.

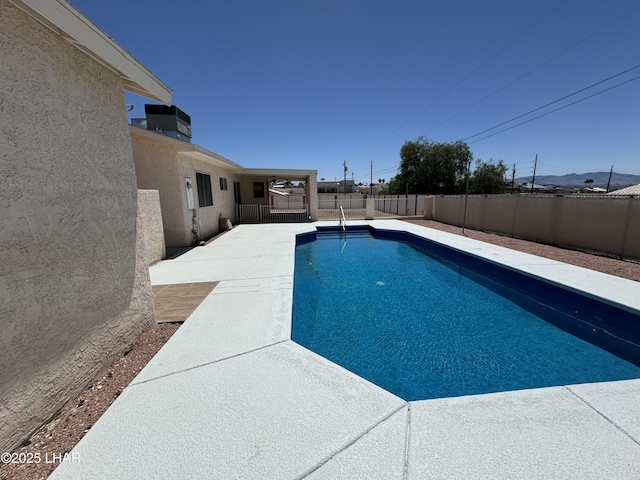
[50,220,640,479]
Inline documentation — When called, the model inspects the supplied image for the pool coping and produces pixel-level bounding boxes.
[50,220,640,479]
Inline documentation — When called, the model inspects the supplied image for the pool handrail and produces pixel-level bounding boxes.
[339,206,346,231]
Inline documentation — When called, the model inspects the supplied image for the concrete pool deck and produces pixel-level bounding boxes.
[51,220,640,479]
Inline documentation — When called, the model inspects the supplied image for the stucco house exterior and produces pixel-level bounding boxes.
[131,125,244,247]
[1,0,171,451]
[236,168,318,225]
[131,124,318,248]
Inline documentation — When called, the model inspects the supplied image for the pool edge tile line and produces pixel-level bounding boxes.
[565,385,640,447]
[295,403,409,480]
[129,339,289,387]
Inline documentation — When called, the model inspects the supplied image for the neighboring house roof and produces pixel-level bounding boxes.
[519,182,557,191]
[318,180,355,187]
[607,183,640,195]
[9,0,172,104]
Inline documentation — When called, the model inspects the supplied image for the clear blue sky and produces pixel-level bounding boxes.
[70,0,640,184]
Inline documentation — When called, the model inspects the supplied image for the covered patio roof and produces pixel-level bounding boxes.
[240,168,317,181]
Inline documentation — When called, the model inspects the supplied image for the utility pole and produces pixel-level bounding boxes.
[343,160,347,195]
[530,154,538,195]
[370,161,373,196]
[462,159,471,235]
[606,165,613,193]
[511,164,516,194]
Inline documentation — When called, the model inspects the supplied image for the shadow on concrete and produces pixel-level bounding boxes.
[165,246,196,260]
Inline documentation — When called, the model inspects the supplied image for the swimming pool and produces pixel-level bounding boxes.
[292,226,640,401]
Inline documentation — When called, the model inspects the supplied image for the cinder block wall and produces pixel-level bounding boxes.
[431,195,640,259]
[0,1,154,451]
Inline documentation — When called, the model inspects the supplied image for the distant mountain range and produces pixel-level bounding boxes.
[514,172,640,189]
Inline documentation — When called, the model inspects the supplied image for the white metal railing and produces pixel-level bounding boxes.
[240,204,260,222]
[317,194,366,209]
[317,197,365,220]
[317,195,425,220]
[373,195,425,217]
[261,204,309,222]
[339,205,346,230]
[239,204,309,223]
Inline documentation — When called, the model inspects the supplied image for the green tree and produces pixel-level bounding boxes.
[385,176,403,194]
[470,159,508,194]
[396,137,472,194]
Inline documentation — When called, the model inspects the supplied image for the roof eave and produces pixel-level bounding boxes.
[10,0,172,105]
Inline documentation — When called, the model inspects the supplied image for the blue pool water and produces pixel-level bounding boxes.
[292,227,640,401]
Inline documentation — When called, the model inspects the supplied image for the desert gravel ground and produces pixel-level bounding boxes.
[2,220,638,480]
[0,323,180,480]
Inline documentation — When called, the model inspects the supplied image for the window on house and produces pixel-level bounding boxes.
[196,172,213,207]
[219,177,228,191]
[253,181,265,198]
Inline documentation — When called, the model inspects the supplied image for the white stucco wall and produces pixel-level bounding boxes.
[176,154,239,242]
[239,177,270,206]
[131,130,240,247]
[0,1,154,451]
[138,190,166,265]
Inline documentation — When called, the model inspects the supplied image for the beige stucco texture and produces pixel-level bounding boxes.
[138,190,166,264]
[131,130,240,247]
[0,1,154,451]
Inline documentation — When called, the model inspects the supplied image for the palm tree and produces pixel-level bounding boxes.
[320,177,325,182]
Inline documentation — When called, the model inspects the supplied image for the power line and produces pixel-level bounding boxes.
[467,73,640,144]
[343,0,570,164]
[396,1,571,135]
[333,4,640,182]
[373,164,401,175]
[419,4,640,138]
[464,63,640,141]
